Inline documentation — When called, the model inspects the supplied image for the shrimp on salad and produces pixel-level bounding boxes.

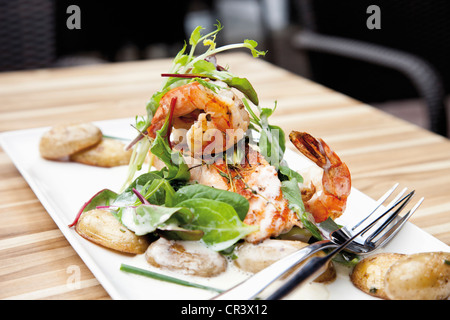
[189,145,302,243]
[289,131,351,223]
[70,24,351,284]
[147,80,250,157]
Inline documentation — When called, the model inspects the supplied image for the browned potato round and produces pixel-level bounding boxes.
[39,123,102,159]
[234,239,336,283]
[75,209,150,254]
[70,138,132,167]
[385,252,450,300]
[350,252,405,299]
[145,237,227,277]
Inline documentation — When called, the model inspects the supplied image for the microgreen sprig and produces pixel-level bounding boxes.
[123,22,266,190]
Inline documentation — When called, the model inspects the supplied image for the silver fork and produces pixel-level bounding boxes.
[212,184,424,300]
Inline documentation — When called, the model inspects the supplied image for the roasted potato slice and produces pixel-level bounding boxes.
[145,237,227,277]
[39,123,102,160]
[234,239,336,283]
[75,209,150,254]
[350,252,405,299]
[385,252,450,300]
[70,138,132,167]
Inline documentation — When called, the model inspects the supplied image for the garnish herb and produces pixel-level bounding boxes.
[120,264,223,293]
[69,189,118,227]
[149,98,190,183]
[71,166,256,251]
[280,178,321,241]
[242,98,286,169]
[72,23,336,268]
[173,184,249,220]
[123,22,265,188]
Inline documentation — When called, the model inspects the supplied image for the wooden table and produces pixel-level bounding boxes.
[0,52,449,300]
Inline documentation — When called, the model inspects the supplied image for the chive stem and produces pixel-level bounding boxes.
[102,134,130,142]
[120,264,224,293]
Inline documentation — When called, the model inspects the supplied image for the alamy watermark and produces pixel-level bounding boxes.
[367,5,381,29]
[66,265,81,290]
[167,127,284,167]
[66,5,81,30]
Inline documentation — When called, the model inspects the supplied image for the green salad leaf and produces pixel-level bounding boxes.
[150,119,190,183]
[223,77,259,106]
[243,98,286,169]
[72,167,254,251]
[175,198,258,251]
[72,23,332,258]
[115,172,166,205]
[81,189,118,212]
[173,184,249,221]
[278,165,304,183]
[280,177,322,241]
[123,22,266,189]
[118,205,185,236]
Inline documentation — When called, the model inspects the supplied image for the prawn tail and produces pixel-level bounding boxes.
[289,130,351,223]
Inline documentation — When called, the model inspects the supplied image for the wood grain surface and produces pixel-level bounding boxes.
[0,52,449,300]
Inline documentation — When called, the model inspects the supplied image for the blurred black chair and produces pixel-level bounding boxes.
[0,0,56,71]
[291,0,448,136]
[0,0,190,71]
[54,1,190,62]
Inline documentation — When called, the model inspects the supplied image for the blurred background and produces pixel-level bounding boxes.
[1,0,449,136]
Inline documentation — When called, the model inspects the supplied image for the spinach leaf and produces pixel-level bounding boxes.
[158,225,204,241]
[69,188,119,227]
[99,175,254,249]
[187,62,260,106]
[222,77,259,106]
[176,198,258,251]
[124,23,266,190]
[280,179,305,213]
[280,178,322,240]
[242,98,286,169]
[118,205,186,236]
[150,109,190,183]
[173,184,249,221]
[258,115,286,169]
[116,171,177,207]
[278,165,304,183]
[82,189,118,211]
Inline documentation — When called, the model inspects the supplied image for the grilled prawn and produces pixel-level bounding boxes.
[289,131,351,223]
[190,146,302,243]
[148,81,249,157]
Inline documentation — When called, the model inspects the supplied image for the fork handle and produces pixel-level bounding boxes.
[211,240,336,300]
[265,254,333,300]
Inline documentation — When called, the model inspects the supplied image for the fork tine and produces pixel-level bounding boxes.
[369,197,424,248]
[265,190,419,300]
[385,187,408,210]
[362,190,415,243]
[332,191,416,250]
[359,190,415,237]
[351,183,399,231]
[350,187,408,240]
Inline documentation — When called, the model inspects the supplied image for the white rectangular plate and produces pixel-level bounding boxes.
[1,118,448,300]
